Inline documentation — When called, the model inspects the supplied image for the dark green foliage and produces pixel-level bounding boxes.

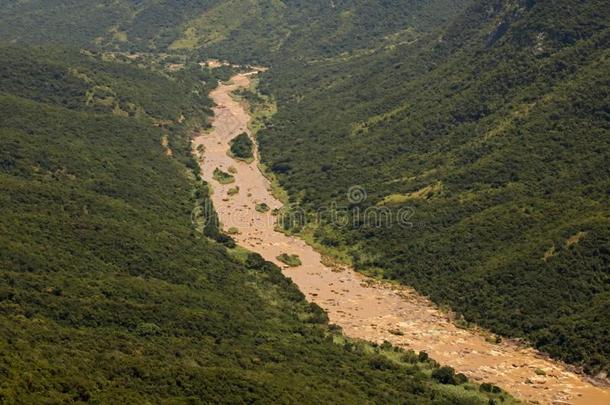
[229,132,254,160]
[368,355,400,371]
[0,0,470,63]
[0,0,220,50]
[308,303,329,324]
[257,0,610,374]
[432,367,458,385]
[480,384,503,394]
[244,252,267,270]
[0,45,506,404]
[402,350,420,364]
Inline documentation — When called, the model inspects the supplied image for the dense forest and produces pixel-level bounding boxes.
[0,0,608,394]
[0,0,469,62]
[0,46,511,403]
[256,0,610,374]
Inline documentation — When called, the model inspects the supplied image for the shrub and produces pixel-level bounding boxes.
[431,366,457,385]
[418,351,429,362]
[255,202,270,213]
[229,132,254,161]
[276,253,302,267]
[245,253,267,269]
[401,350,419,364]
[308,303,329,324]
[213,168,235,184]
[368,355,398,371]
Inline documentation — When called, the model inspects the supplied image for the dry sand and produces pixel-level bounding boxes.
[192,71,610,405]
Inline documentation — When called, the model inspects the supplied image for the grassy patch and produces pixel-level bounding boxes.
[377,182,443,206]
[213,168,235,184]
[255,202,270,213]
[277,253,302,267]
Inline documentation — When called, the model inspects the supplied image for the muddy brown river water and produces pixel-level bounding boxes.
[192,71,609,405]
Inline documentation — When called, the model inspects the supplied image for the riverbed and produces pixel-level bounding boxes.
[192,71,609,405]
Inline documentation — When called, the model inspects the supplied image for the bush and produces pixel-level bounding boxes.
[245,253,267,269]
[480,383,502,393]
[431,366,457,385]
[401,350,419,364]
[308,303,329,324]
[276,253,302,267]
[255,202,270,213]
[455,373,469,384]
[213,168,235,184]
[418,351,429,362]
[229,132,254,160]
[368,355,399,371]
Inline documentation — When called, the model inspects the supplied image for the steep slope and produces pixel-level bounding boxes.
[0,46,510,403]
[0,0,218,49]
[177,0,471,62]
[1,0,607,385]
[0,0,469,61]
[257,0,610,374]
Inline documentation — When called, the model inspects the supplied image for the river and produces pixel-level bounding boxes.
[192,71,609,405]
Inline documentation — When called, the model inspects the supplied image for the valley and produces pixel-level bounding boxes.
[193,70,610,405]
[1,1,608,403]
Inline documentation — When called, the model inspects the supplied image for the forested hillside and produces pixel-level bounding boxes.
[0,0,468,62]
[1,0,608,391]
[256,0,610,374]
[0,0,215,50]
[0,46,512,403]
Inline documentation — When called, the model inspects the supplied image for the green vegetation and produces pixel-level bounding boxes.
[229,132,254,162]
[234,79,277,137]
[0,0,217,50]
[534,368,547,376]
[257,0,610,374]
[227,186,240,196]
[255,202,271,213]
[276,253,302,268]
[0,44,512,404]
[0,0,470,63]
[3,0,608,396]
[432,367,468,386]
[212,167,235,184]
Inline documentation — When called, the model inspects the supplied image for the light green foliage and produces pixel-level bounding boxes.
[276,253,302,267]
[213,168,235,184]
[227,227,240,235]
[255,202,270,213]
